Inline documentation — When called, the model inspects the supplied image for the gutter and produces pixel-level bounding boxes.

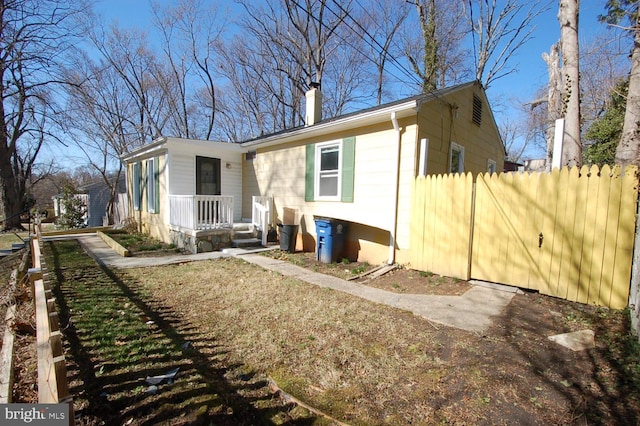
[121,137,168,163]
[388,112,401,265]
[241,100,418,150]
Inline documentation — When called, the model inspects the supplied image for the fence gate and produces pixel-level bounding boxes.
[411,165,639,309]
[410,173,474,280]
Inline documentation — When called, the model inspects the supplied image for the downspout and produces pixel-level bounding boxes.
[389,111,401,265]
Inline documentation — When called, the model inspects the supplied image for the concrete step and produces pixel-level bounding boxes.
[232,238,263,248]
[11,242,25,251]
[0,250,12,258]
[233,229,256,240]
[233,223,254,232]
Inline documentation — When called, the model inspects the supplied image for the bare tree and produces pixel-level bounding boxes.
[352,0,409,105]
[84,20,168,144]
[66,3,208,224]
[559,0,581,167]
[216,38,274,140]
[62,49,135,224]
[601,0,640,166]
[218,0,361,137]
[501,100,547,163]
[407,0,438,92]
[151,0,225,140]
[580,32,628,128]
[405,0,468,92]
[0,0,85,230]
[466,0,547,89]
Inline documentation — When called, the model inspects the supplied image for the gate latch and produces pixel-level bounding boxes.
[538,232,544,248]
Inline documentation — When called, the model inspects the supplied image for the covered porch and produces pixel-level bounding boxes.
[169,195,235,230]
[167,195,273,253]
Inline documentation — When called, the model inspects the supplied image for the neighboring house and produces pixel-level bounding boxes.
[52,175,127,228]
[504,160,524,172]
[122,80,505,264]
[80,175,128,227]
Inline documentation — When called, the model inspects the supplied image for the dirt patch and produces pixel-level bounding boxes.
[263,250,472,295]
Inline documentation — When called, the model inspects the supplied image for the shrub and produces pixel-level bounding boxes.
[55,184,87,229]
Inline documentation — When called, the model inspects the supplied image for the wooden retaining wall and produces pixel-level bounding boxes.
[30,227,74,423]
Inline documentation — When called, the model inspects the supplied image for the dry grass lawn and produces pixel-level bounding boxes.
[32,237,640,425]
[125,256,640,425]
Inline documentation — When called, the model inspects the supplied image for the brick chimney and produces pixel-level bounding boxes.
[305,82,322,126]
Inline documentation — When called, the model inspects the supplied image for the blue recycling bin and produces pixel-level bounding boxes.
[314,217,348,263]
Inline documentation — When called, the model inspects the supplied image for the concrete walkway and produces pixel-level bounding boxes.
[46,233,516,333]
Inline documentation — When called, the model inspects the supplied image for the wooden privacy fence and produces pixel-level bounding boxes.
[410,165,639,309]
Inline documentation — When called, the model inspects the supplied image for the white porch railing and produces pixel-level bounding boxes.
[169,195,234,230]
[252,196,272,246]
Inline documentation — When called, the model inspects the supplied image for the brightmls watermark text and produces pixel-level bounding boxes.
[1,404,68,425]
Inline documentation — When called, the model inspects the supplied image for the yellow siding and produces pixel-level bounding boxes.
[249,121,418,264]
[417,84,504,175]
[245,83,505,264]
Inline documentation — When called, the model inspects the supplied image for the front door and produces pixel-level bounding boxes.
[196,156,221,195]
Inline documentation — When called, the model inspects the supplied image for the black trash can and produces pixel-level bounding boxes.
[278,224,298,253]
[314,217,348,263]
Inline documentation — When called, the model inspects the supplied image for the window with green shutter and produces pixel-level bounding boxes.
[305,137,355,202]
[146,157,160,214]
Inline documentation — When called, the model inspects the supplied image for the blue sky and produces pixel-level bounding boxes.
[54,0,624,166]
[488,2,618,105]
[92,0,615,97]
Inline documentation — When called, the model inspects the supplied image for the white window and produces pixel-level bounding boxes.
[487,159,497,174]
[132,162,141,211]
[147,158,158,213]
[315,141,342,200]
[449,142,465,173]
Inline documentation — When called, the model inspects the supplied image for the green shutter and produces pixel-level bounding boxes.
[154,157,160,214]
[133,162,141,211]
[341,137,355,202]
[305,144,315,202]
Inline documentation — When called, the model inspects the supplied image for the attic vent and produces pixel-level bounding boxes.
[472,94,482,126]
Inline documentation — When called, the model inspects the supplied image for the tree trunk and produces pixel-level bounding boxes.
[543,43,562,169]
[0,154,26,230]
[615,11,640,167]
[559,0,581,167]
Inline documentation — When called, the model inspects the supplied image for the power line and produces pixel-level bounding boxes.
[334,0,423,87]
[286,0,423,90]
[326,0,452,103]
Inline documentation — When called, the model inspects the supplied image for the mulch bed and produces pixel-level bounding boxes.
[0,250,37,403]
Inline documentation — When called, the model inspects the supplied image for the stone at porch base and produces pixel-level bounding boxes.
[170,223,263,254]
[170,227,234,254]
